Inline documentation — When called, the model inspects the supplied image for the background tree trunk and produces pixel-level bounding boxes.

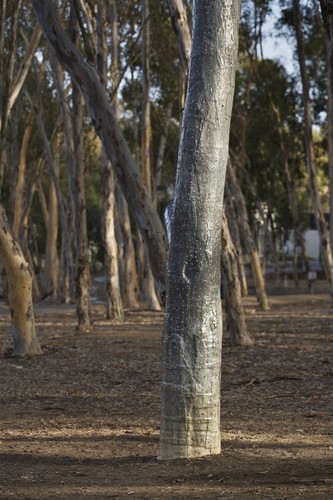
[0,207,41,356]
[221,213,253,346]
[293,0,333,299]
[226,160,270,311]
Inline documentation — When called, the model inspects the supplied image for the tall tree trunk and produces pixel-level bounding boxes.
[32,0,168,294]
[221,212,253,346]
[224,189,249,296]
[293,0,333,298]
[102,160,124,320]
[116,188,139,308]
[28,84,73,303]
[12,120,33,238]
[97,0,124,320]
[319,1,333,256]
[72,84,91,333]
[141,0,152,195]
[139,0,161,310]
[226,160,270,311]
[270,99,309,281]
[51,61,76,304]
[0,207,41,356]
[160,0,242,460]
[155,102,173,206]
[44,151,60,300]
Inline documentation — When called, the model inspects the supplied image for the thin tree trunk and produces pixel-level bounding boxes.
[270,99,308,279]
[0,206,41,356]
[160,0,242,460]
[224,187,249,296]
[12,120,33,238]
[102,160,124,320]
[44,151,60,299]
[221,213,253,346]
[293,0,333,299]
[155,102,173,203]
[318,1,333,256]
[116,188,139,308]
[72,84,91,333]
[97,0,123,320]
[50,61,76,304]
[226,159,270,311]
[140,0,161,310]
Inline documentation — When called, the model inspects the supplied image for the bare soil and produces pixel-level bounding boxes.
[0,283,332,499]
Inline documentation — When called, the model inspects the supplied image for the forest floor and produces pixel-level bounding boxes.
[0,280,332,499]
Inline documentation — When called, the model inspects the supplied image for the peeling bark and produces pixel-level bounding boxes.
[0,207,41,356]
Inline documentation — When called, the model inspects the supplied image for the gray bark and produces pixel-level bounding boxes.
[160,0,242,460]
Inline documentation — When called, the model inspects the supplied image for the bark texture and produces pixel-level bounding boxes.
[0,207,41,356]
[160,0,241,460]
[221,213,253,346]
[226,160,270,311]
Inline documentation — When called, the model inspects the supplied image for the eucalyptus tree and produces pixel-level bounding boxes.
[97,0,124,320]
[159,0,242,459]
[139,0,161,310]
[0,2,42,355]
[0,207,41,356]
[319,0,333,251]
[293,0,333,298]
[167,0,254,342]
[32,0,168,294]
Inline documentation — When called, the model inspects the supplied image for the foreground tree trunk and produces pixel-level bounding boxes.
[0,207,41,356]
[159,0,241,460]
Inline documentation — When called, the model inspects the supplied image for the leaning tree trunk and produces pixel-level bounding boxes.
[226,159,270,311]
[32,0,168,294]
[0,207,41,356]
[160,0,242,460]
[224,189,249,296]
[221,213,254,346]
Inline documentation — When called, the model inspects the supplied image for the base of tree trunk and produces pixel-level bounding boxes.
[10,325,42,357]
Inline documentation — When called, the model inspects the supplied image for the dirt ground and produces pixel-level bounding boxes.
[0,282,332,499]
